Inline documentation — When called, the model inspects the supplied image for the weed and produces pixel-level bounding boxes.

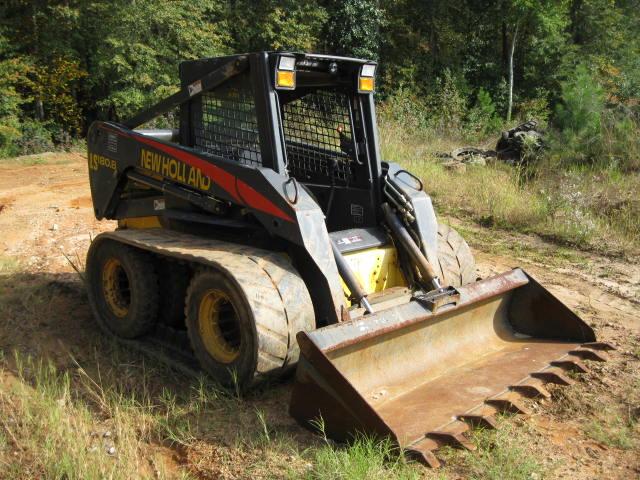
[585,415,637,450]
[0,256,19,275]
[443,420,547,480]
[61,248,87,284]
[255,408,271,443]
[302,435,421,480]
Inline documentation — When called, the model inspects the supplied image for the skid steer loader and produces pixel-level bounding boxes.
[85,52,612,466]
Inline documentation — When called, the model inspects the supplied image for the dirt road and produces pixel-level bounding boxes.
[0,154,638,479]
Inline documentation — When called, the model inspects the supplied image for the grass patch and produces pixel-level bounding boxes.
[452,222,590,268]
[2,354,158,479]
[0,151,77,166]
[0,256,20,274]
[379,117,640,256]
[0,348,243,479]
[584,415,637,450]
[302,435,422,480]
[442,420,547,480]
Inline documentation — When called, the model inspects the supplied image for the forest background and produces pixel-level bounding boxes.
[1,0,638,252]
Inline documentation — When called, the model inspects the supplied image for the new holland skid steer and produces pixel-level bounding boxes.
[85,52,612,466]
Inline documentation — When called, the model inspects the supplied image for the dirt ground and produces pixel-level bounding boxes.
[0,153,638,479]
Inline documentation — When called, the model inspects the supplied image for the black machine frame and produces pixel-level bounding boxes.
[87,51,440,326]
[175,52,384,230]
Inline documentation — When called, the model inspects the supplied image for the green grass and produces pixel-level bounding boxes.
[0,256,20,274]
[441,421,547,480]
[302,435,422,480]
[584,415,637,450]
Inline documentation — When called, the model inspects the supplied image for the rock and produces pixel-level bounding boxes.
[50,224,59,231]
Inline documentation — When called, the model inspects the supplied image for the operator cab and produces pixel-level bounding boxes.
[179,52,382,231]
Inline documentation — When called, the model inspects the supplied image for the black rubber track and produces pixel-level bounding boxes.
[156,258,190,328]
[86,239,159,338]
[436,223,477,287]
[185,268,261,390]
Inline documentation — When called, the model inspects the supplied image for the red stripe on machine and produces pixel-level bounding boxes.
[133,134,241,203]
[237,180,294,223]
[130,132,294,223]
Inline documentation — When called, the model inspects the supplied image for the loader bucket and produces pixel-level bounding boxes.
[290,268,613,467]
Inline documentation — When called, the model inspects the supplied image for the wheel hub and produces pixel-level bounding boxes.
[102,258,131,318]
[198,289,241,363]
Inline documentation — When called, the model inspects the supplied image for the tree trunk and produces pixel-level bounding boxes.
[35,99,45,121]
[507,23,519,123]
[570,0,584,44]
[502,22,508,72]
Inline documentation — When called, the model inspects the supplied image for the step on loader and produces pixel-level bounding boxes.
[85,52,612,466]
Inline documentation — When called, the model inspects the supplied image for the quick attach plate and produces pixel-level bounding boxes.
[414,286,461,312]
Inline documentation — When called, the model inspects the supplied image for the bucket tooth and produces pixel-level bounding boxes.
[570,348,609,362]
[485,393,531,415]
[406,440,441,468]
[427,431,475,451]
[509,379,551,399]
[426,421,475,450]
[582,341,616,351]
[458,414,498,430]
[531,367,574,386]
[551,357,589,373]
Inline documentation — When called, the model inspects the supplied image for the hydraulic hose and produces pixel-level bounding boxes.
[381,202,441,290]
[331,240,374,314]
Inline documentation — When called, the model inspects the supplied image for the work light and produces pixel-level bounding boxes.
[358,64,376,93]
[275,55,296,90]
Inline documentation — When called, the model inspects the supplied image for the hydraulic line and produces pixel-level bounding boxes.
[331,240,374,314]
[381,202,441,290]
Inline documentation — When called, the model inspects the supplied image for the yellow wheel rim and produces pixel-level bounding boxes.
[198,289,241,364]
[102,258,130,318]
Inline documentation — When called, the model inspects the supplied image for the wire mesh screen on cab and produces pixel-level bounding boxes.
[281,89,357,184]
[191,74,262,167]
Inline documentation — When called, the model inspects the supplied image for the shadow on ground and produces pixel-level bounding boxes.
[0,271,319,477]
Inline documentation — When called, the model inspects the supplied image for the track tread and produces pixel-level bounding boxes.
[86,239,159,338]
[437,223,477,287]
[97,229,313,387]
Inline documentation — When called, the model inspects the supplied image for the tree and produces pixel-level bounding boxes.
[324,0,384,59]
[498,0,570,122]
[79,0,230,121]
[230,0,327,53]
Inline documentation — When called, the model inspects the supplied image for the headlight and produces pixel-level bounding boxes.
[275,55,296,90]
[358,64,376,93]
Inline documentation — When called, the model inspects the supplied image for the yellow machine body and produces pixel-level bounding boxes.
[341,246,407,304]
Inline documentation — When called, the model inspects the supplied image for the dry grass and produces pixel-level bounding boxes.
[379,118,640,256]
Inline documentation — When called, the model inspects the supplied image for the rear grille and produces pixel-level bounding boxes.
[281,90,356,183]
[192,79,262,167]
